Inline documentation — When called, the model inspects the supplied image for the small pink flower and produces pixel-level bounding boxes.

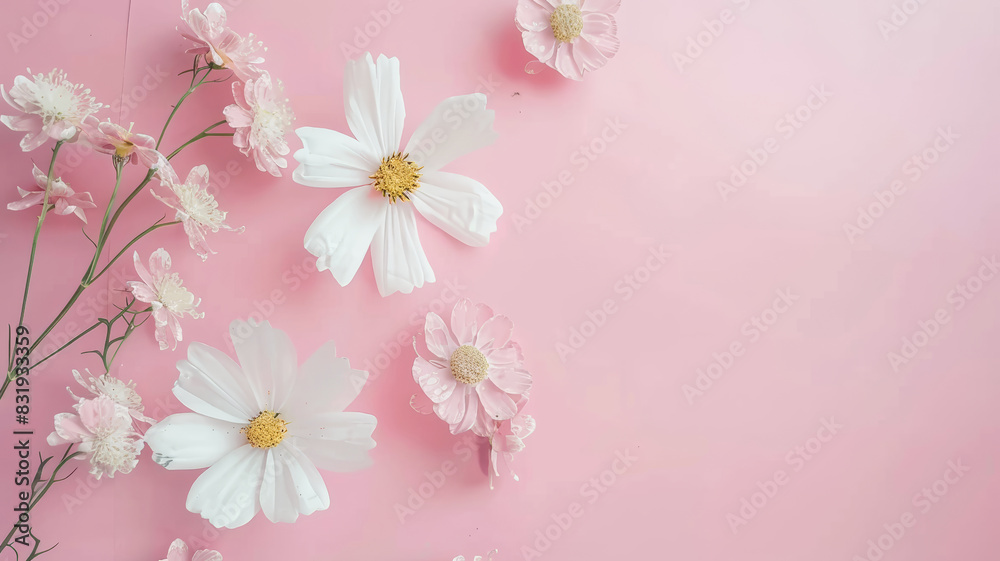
[7,163,95,222]
[152,165,242,260]
[85,119,175,180]
[1,68,105,151]
[488,409,535,487]
[224,72,294,177]
[127,249,203,351]
[411,299,532,436]
[515,0,621,80]
[161,538,222,561]
[46,395,144,479]
[179,0,264,81]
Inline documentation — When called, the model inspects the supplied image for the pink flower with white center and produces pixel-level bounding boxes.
[85,119,175,180]
[487,410,535,488]
[7,163,95,222]
[68,368,155,425]
[152,165,242,261]
[515,0,621,80]
[410,299,532,436]
[179,0,264,81]
[46,395,145,479]
[127,249,203,351]
[224,72,294,177]
[161,538,222,561]
[1,68,105,151]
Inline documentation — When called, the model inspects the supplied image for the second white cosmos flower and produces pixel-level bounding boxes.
[145,320,377,528]
[292,52,503,297]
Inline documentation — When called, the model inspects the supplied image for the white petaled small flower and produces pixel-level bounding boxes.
[128,249,204,351]
[224,72,294,177]
[453,550,499,561]
[47,395,144,479]
[145,320,378,528]
[1,68,105,151]
[488,411,535,488]
[293,53,503,297]
[152,165,242,261]
[68,368,155,424]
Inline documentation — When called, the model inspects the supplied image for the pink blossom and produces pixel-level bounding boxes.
[127,249,203,351]
[515,0,621,80]
[224,72,293,177]
[161,538,222,561]
[152,165,242,260]
[410,299,532,436]
[46,395,144,479]
[84,119,175,182]
[7,163,95,222]
[1,68,105,151]
[179,0,264,81]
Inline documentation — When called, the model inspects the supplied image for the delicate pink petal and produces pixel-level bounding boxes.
[476,380,518,422]
[476,315,514,350]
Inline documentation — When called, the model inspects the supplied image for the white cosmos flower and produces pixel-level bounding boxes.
[144,320,377,529]
[292,52,503,297]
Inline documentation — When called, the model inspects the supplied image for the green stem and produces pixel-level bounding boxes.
[156,65,212,150]
[92,220,181,280]
[167,121,231,161]
[12,141,64,352]
[0,446,80,554]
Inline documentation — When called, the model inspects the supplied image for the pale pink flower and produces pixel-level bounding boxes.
[179,0,264,81]
[515,0,621,80]
[68,368,155,424]
[1,68,105,151]
[7,163,95,222]
[152,165,242,261]
[161,538,222,561]
[46,395,144,479]
[127,249,203,351]
[488,409,535,488]
[224,72,293,177]
[410,299,532,436]
[85,119,175,181]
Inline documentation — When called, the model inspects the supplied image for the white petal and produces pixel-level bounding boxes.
[289,411,376,472]
[304,186,387,287]
[186,445,265,529]
[343,53,405,160]
[145,413,245,470]
[403,93,498,172]
[292,127,378,188]
[229,320,298,412]
[411,171,503,247]
[260,443,330,523]
[284,341,367,416]
[173,343,259,423]
[371,203,435,297]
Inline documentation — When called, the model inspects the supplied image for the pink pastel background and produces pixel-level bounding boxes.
[2,0,1000,559]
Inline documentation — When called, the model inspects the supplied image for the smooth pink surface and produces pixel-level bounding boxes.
[2,1,1000,560]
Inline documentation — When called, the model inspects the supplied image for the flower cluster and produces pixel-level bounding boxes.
[411,299,535,486]
[178,1,295,177]
[128,248,204,351]
[47,370,153,479]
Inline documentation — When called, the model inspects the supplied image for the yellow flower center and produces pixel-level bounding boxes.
[450,345,490,385]
[370,152,422,203]
[550,4,584,43]
[242,410,288,448]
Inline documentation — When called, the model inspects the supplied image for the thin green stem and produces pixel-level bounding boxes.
[167,121,231,161]
[14,141,64,334]
[1,446,80,554]
[93,220,181,280]
[156,64,212,149]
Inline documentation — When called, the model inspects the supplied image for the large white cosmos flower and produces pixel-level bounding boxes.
[145,320,377,528]
[292,53,503,297]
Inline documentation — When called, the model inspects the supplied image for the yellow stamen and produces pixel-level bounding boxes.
[242,410,288,448]
[370,152,422,203]
[450,345,490,385]
[550,4,584,43]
